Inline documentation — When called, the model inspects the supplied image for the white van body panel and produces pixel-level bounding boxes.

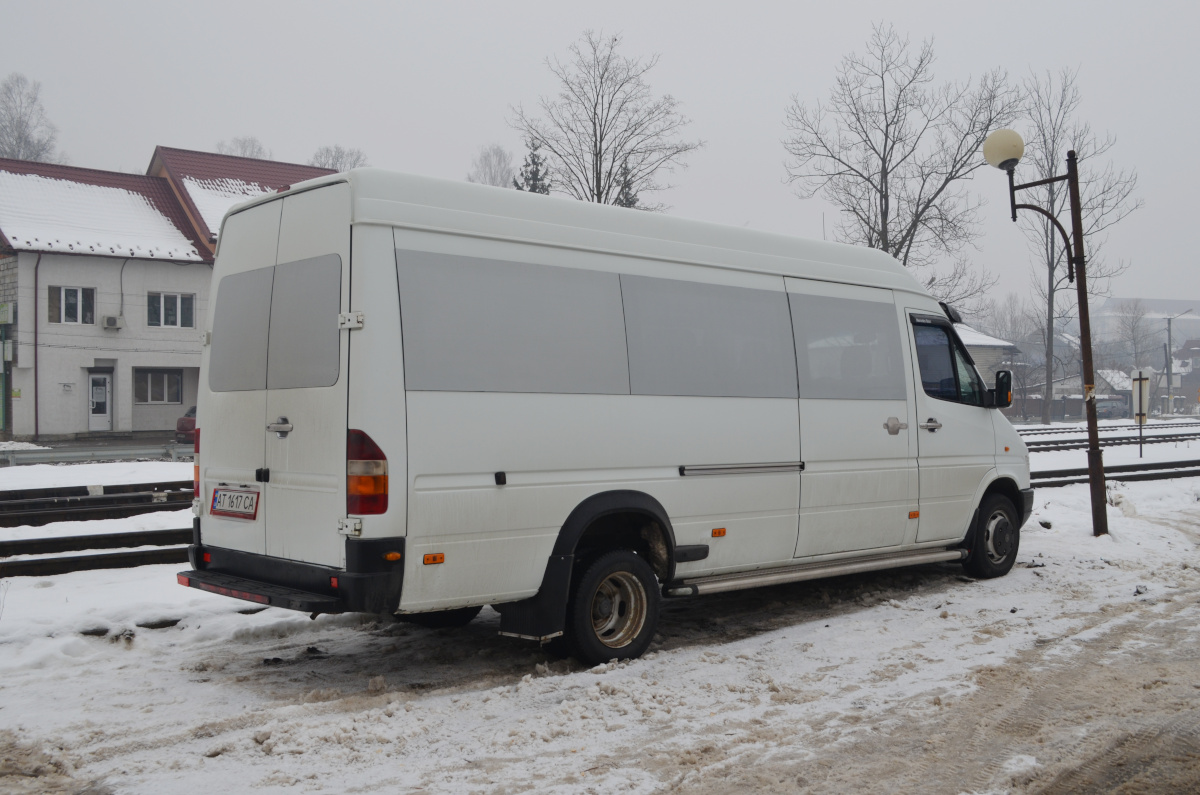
[196,169,1029,618]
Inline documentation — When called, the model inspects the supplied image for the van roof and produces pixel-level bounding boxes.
[224,168,930,297]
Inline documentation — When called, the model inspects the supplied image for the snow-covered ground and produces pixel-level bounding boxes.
[1,449,1198,792]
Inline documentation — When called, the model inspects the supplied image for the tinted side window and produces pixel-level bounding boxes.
[209,266,274,392]
[913,320,984,405]
[266,254,342,389]
[622,275,798,399]
[790,293,906,400]
[397,250,629,394]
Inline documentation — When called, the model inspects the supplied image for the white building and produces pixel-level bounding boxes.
[0,149,332,439]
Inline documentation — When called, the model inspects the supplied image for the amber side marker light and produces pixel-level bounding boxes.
[712,528,726,538]
[424,553,445,565]
[909,511,920,519]
[384,551,402,562]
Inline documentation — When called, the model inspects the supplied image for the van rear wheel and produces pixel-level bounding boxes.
[566,550,660,666]
[963,494,1020,579]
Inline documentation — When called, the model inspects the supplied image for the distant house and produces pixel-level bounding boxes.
[954,324,1021,382]
[0,149,333,440]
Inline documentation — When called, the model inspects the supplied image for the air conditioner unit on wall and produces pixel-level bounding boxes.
[102,315,126,330]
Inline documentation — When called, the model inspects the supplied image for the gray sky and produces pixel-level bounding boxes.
[2,0,1195,305]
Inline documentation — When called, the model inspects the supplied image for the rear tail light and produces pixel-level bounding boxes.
[193,428,201,496]
[348,429,388,515]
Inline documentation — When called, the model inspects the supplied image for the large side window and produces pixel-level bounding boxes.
[208,267,274,392]
[266,255,342,390]
[397,250,629,395]
[622,275,797,398]
[912,319,984,405]
[789,292,906,400]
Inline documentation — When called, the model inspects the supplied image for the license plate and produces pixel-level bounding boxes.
[211,489,259,520]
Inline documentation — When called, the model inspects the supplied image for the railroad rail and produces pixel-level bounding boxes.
[0,480,193,527]
[1017,421,1200,436]
[0,527,191,578]
[1024,432,1200,452]
[1031,459,1200,489]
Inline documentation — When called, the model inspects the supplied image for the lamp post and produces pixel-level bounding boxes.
[983,129,1108,537]
[1166,309,1193,415]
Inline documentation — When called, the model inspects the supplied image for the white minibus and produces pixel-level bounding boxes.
[178,170,1031,665]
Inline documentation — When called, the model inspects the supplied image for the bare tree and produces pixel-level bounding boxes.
[466,144,515,187]
[1018,68,1142,423]
[1113,299,1155,368]
[782,24,1019,304]
[216,136,272,160]
[510,31,702,209]
[0,73,59,162]
[310,145,368,171]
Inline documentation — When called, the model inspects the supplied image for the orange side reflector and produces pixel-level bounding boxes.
[712,528,726,538]
[909,511,920,519]
[424,553,445,565]
[384,551,402,562]
[1005,446,1010,452]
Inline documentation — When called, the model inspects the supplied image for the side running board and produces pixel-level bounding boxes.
[665,548,967,597]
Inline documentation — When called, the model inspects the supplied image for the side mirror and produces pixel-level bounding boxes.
[991,370,1013,409]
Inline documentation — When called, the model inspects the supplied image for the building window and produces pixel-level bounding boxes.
[48,286,95,324]
[134,369,182,404]
[148,293,195,328]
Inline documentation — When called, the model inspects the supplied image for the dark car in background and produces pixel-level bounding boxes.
[176,406,196,443]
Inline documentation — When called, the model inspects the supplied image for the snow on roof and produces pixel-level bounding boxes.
[0,170,202,261]
[1098,369,1133,391]
[954,323,1018,349]
[182,177,275,239]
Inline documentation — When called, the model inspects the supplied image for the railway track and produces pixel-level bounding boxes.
[0,479,193,527]
[1031,459,1200,489]
[1017,421,1200,436]
[1024,432,1200,452]
[0,528,191,577]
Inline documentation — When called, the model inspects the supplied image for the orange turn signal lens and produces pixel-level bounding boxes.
[384,551,402,562]
[909,511,920,519]
[712,527,726,538]
[423,553,444,565]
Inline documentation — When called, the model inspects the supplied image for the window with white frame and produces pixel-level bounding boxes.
[147,292,195,328]
[134,369,183,404]
[48,286,95,324]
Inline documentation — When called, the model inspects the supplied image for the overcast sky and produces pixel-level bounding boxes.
[2,0,1195,307]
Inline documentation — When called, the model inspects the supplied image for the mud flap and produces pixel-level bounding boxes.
[497,554,573,640]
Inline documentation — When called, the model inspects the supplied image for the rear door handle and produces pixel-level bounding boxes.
[267,416,293,438]
[919,418,943,432]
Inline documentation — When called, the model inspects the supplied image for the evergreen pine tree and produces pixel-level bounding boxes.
[613,159,639,208]
[513,137,552,194]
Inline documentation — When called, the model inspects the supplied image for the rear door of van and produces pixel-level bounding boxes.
[201,183,351,569]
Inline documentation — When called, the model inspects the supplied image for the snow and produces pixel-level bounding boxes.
[0,171,202,261]
[0,441,48,451]
[182,177,275,237]
[1098,369,1133,391]
[1,458,1198,791]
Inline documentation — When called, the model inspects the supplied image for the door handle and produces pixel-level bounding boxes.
[919,418,943,432]
[267,416,293,438]
[882,417,908,435]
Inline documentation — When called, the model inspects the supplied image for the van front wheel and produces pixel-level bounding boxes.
[567,550,660,665]
[963,494,1020,579]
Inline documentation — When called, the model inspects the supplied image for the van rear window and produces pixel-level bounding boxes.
[208,255,342,392]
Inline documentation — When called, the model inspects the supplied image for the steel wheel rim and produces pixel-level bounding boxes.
[590,571,647,649]
[983,509,1014,564]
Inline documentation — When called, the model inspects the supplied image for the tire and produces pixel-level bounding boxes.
[397,605,483,629]
[565,550,660,666]
[963,494,1020,579]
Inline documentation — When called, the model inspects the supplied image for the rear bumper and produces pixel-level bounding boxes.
[179,524,404,615]
[1019,488,1035,527]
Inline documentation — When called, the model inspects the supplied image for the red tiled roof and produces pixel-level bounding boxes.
[0,157,208,261]
[147,146,335,244]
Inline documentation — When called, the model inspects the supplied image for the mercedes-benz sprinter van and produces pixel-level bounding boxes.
[178,170,1032,665]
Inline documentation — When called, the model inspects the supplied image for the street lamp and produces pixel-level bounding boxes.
[1166,308,1193,415]
[983,130,1109,537]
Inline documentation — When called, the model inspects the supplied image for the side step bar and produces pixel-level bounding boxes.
[666,548,967,597]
